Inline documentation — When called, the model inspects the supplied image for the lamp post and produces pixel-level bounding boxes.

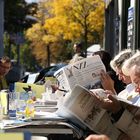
[0,0,4,57]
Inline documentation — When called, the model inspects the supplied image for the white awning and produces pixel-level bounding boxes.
[87,44,101,56]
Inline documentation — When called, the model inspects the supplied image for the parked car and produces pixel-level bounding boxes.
[44,63,67,77]
[34,63,67,84]
[20,63,67,84]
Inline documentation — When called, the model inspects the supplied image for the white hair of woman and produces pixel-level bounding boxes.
[110,49,133,72]
[122,50,140,76]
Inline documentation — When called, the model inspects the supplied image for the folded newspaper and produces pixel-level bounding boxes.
[56,85,121,140]
[56,85,140,138]
[54,55,140,139]
[54,56,122,139]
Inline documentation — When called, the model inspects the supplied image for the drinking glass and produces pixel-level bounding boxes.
[16,100,26,120]
[25,99,35,119]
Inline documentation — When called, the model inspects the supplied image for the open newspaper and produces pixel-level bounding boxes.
[56,85,140,140]
[54,55,106,93]
[56,85,121,140]
[54,55,121,139]
[55,56,139,139]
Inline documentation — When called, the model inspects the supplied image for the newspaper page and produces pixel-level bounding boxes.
[54,55,106,92]
[56,85,121,140]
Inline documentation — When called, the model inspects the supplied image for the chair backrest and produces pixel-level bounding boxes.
[14,82,45,98]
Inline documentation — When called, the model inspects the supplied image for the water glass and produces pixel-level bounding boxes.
[25,99,35,119]
[16,100,26,120]
[8,99,17,119]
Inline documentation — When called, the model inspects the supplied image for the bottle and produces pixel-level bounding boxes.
[45,80,52,100]
[28,87,36,101]
[25,99,35,119]
[8,98,17,119]
[8,90,18,119]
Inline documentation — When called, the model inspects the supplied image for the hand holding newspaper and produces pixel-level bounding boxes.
[57,84,140,139]
[91,88,108,99]
[56,85,121,140]
[54,55,106,92]
[55,56,140,140]
[54,56,122,139]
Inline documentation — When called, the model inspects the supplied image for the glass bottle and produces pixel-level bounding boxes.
[25,99,35,119]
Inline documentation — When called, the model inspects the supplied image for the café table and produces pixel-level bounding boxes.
[0,101,85,140]
[1,118,84,140]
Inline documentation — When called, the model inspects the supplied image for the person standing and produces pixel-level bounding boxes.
[69,42,86,64]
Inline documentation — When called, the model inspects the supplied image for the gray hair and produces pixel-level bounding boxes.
[110,49,133,71]
[122,50,140,76]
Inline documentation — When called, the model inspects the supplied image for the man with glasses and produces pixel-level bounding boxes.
[89,50,140,140]
[0,56,11,90]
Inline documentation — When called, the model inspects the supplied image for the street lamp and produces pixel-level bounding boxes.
[0,0,4,57]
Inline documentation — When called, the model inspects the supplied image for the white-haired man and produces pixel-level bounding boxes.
[122,51,140,93]
[100,49,134,98]
[109,50,140,140]
[90,49,140,140]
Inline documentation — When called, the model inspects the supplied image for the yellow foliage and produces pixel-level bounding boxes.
[50,0,72,16]
[26,23,44,41]
[42,35,57,44]
[25,0,105,65]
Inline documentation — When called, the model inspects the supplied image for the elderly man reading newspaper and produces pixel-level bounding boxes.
[55,55,129,140]
[90,51,140,140]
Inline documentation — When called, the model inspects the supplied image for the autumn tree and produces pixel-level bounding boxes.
[4,0,38,33]
[26,0,104,66]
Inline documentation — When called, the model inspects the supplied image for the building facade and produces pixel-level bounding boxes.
[104,0,140,57]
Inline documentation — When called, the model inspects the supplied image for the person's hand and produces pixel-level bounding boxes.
[135,85,140,92]
[100,70,116,93]
[90,90,122,113]
[85,134,110,140]
[51,84,59,93]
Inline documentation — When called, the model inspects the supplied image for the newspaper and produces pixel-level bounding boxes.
[54,56,140,139]
[56,85,121,140]
[54,55,106,93]
[54,56,123,139]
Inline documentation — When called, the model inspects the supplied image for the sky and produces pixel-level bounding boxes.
[25,0,39,3]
